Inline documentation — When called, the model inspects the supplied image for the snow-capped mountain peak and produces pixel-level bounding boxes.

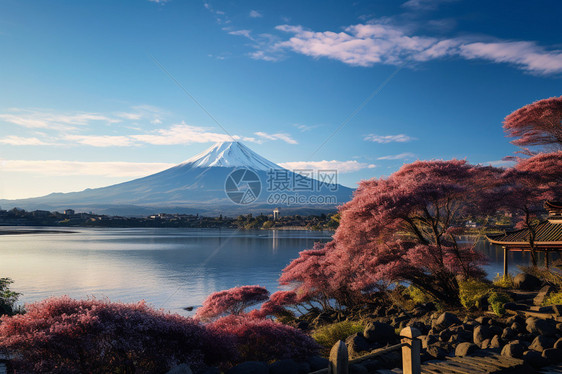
[181,141,282,171]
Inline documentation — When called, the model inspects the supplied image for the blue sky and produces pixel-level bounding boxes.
[0,0,560,199]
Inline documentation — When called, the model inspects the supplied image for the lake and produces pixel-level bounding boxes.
[0,228,553,316]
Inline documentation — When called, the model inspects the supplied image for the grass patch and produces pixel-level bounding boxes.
[312,320,365,349]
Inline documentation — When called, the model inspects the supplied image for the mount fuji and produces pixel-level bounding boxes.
[0,142,354,216]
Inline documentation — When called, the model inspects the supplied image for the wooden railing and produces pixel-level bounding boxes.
[310,326,421,374]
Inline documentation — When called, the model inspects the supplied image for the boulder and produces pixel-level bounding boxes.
[504,302,529,311]
[554,338,562,349]
[269,359,300,374]
[407,321,429,335]
[490,335,502,349]
[501,341,526,359]
[346,333,374,358]
[307,356,329,372]
[226,361,268,374]
[529,335,556,352]
[553,305,562,317]
[511,322,525,334]
[455,342,479,357]
[426,346,447,360]
[475,316,491,325]
[542,348,562,362]
[349,364,368,374]
[421,334,438,349]
[363,322,396,345]
[522,349,546,368]
[533,285,553,305]
[473,325,491,346]
[480,339,491,349]
[432,312,461,331]
[527,317,558,336]
[513,273,542,291]
[166,364,193,374]
[501,327,516,341]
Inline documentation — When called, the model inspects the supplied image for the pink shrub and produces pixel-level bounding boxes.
[209,315,319,363]
[195,285,270,321]
[0,296,235,373]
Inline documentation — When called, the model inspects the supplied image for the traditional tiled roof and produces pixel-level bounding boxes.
[487,220,562,247]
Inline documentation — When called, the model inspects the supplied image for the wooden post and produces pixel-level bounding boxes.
[400,327,421,374]
[503,246,508,279]
[329,340,348,374]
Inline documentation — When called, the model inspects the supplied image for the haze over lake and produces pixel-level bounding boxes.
[0,227,549,316]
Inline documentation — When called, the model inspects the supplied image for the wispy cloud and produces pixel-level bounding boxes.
[293,123,319,132]
[249,10,263,18]
[0,136,52,146]
[255,131,298,144]
[401,0,458,10]
[279,160,375,173]
[148,0,170,4]
[64,135,135,147]
[0,109,119,131]
[250,22,562,75]
[377,152,416,160]
[480,159,517,168]
[0,160,174,177]
[364,134,416,143]
[131,123,235,145]
[228,29,253,39]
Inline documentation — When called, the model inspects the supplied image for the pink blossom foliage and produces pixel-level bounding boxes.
[281,160,503,306]
[503,96,562,151]
[0,296,235,373]
[195,285,270,321]
[249,290,299,319]
[209,315,319,362]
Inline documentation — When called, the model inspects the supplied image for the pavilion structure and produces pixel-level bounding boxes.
[487,201,562,277]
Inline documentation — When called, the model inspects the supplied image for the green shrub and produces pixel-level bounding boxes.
[544,292,562,305]
[488,292,512,316]
[0,277,21,316]
[458,278,490,310]
[492,273,514,288]
[312,320,365,348]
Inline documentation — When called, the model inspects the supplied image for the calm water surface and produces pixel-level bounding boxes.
[0,228,554,316]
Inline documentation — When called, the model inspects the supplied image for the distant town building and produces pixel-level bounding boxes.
[273,208,280,220]
[64,209,75,216]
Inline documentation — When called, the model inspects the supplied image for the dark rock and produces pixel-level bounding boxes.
[527,317,557,336]
[475,316,491,325]
[269,359,300,374]
[297,362,310,374]
[432,312,461,331]
[553,305,562,317]
[554,338,562,349]
[439,328,452,342]
[307,356,329,372]
[363,322,396,345]
[522,349,546,368]
[349,364,368,374]
[426,346,447,360]
[297,320,309,330]
[407,321,429,335]
[529,335,556,352]
[449,331,472,344]
[473,325,491,346]
[346,333,373,358]
[513,273,542,291]
[166,364,193,374]
[481,338,491,349]
[421,334,438,349]
[455,342,479,357]
[226,361,268,374]
[501,341,526,359]
[511,322,525,334]
[506,315,525,325]
[542,348,562,362]
[504,302,529,311]
[534,285,553,305]
[490,335,502,349]
[361,360,381,372]
[201,368,221,374]
[501,327,516,341]
[423,302,436,311]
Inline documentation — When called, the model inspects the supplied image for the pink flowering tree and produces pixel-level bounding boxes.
[499,151,562,265]
[195,285,270,321]
[281,160,504,306]
[503,96,562,154]
[249,290,299,319]
[0,296,235,373]
[209,315,319,363]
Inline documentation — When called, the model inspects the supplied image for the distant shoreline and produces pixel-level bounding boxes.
[0,229,77,235]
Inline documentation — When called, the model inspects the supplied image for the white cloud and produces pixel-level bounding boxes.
[132,123,237,145]
[401,0,458,10]
[480,159,517,168]
[249,10,263,18]
[377,152,416,160]
[279,160,375,173]
[255,131,298,144]
[364,134,416,143]
[0,160,174,177]
[293,123,319,132]
[0,136,51,146]
[229,29,253,39]
[252,22,562,75]
[64,135,134,147]
[0,109,120,130]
